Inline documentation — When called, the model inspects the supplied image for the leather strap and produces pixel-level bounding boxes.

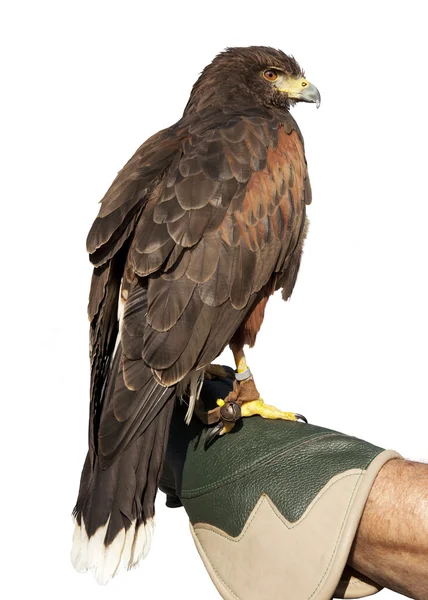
[193,402,221,425]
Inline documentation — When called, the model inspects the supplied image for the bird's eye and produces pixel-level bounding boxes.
[263,69,279,82]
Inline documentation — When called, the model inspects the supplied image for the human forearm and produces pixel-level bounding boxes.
[349,459,428,599]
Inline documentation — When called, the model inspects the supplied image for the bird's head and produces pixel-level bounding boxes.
[184,46,320,114]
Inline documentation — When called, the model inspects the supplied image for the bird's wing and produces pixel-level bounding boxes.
[86,124,187,461]
[124,110,311,389]
[87,124,188,267]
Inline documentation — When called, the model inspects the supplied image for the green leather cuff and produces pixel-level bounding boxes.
[160,377,400,600]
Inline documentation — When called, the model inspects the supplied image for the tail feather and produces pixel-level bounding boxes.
[73,271,177,584]
[71,395,174,584]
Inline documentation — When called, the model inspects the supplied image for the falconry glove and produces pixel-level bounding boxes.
[160,375,400,600]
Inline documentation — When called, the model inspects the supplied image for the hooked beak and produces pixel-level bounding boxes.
[276,76,321,108]
[297,82,321,108]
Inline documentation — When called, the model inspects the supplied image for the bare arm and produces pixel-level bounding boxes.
[349,459,428,599]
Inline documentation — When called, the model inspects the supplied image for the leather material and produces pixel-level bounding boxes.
[159,377,398,599]
[335,567,383,598]
[161,380,384,537]
[190,479,384,600]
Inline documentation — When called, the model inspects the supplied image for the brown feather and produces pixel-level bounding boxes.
[242,297,269,347]
[147,275,197,333]
[76,49,315,567]
[88,263,110,324]
[186,233,222,284]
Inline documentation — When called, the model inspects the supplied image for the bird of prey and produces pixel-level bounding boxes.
[71,46,319,584]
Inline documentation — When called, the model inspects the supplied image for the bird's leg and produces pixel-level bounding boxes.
[232,347,307,423]
[205,348,307,447]
[234,348,250,378]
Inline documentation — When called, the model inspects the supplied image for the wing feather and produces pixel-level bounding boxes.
[132,111,310,386]
[86,107,311,463]
[147,275,197,332]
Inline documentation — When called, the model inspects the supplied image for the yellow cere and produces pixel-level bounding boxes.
[276,76,311,96]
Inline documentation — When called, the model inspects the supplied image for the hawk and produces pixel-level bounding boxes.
[72,46,320,584]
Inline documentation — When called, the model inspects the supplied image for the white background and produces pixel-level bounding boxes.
[2,1,427,598]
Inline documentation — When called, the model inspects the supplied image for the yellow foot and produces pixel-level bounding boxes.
[241,399,307,422]
[204,392,307,449]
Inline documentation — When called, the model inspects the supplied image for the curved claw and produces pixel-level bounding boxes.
[204,422,225,449]
[295,413,308,424]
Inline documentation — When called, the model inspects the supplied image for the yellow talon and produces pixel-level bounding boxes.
[216,399,225,407]
[240,398,298,421]
[218,421,236,436]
